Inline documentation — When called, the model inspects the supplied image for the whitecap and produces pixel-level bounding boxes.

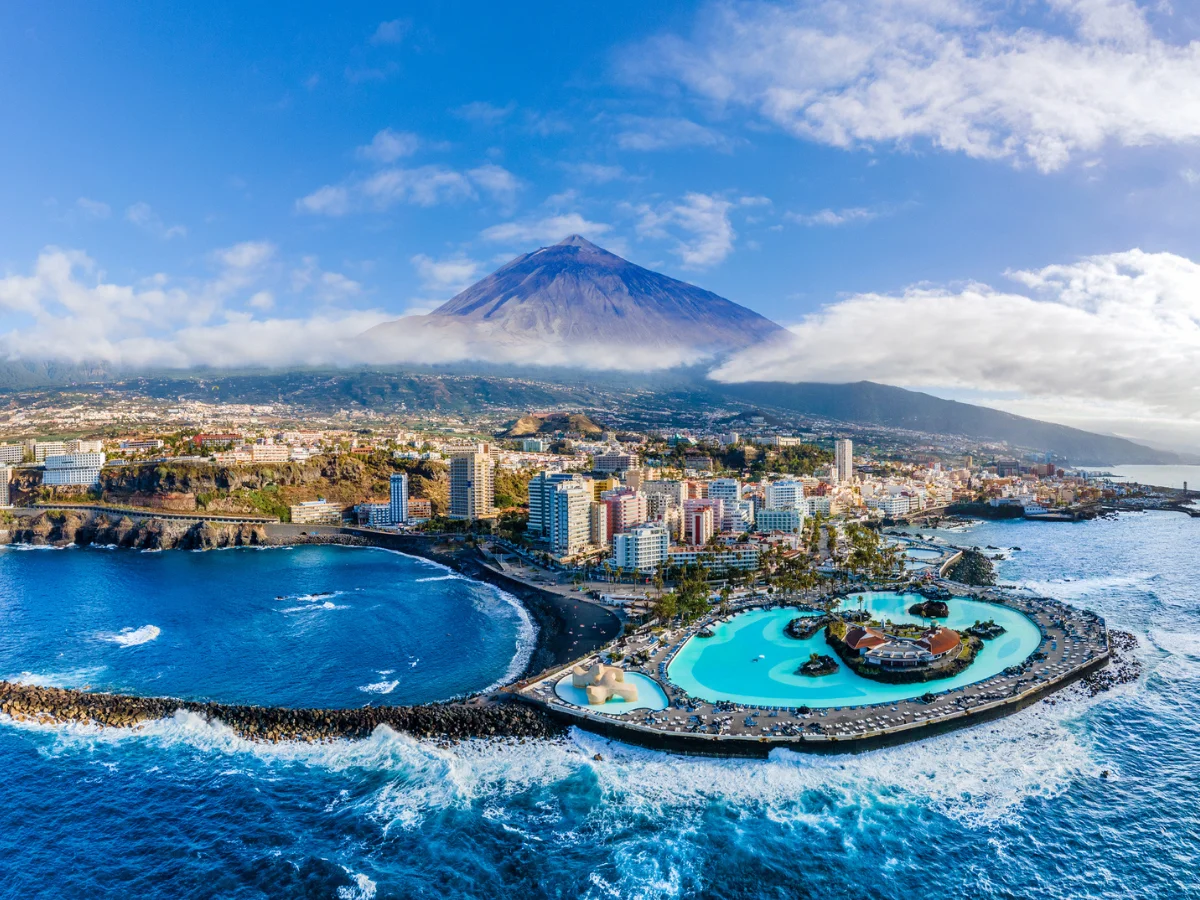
[415,574,459,582]
[278,601,348,613]
[358,680,399,695]
[98,625,161,647]
[337,871,377,900]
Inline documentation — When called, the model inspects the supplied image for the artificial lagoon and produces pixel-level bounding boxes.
[666,591,1042,708]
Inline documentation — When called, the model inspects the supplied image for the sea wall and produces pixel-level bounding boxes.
[0,681,562,743]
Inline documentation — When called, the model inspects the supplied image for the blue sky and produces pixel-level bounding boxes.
[3,2,1200,448]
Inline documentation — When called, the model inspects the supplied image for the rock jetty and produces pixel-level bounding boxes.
[0,681,562,743]
[1082,630,1141,696]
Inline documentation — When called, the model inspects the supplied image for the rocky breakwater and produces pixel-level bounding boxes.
[0,681,562,743]
[5,510,268,550]
[1081,630,1141,696]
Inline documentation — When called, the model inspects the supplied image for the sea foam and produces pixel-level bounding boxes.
[99,625,161,647]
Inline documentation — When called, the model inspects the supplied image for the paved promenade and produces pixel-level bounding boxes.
[514,584,1110,755]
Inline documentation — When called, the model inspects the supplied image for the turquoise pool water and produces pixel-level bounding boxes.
[903,547,944,560]
[666,592,1042,708]
[554,671,669,714]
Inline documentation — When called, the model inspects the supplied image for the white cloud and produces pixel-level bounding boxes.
[1182,167,1200,186]
[614,115,733,151]
[564,162,629,183]
[787,206,882,226]
[633,192,738,267]
[126,202,186,239]
[297,163,519,215]
[710,248,1200,440]
[295,185,351,216]
[411,253,484,295]
[75,197,111,219]
[370,19,410,46]
[0,245,384,369]
[481,213,613,245]
[625,0,1200,172]
[356,128,421,163]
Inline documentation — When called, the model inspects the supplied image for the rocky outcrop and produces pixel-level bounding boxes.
[0,681,562,743]
[4,511,267,550]
[1081,630,1141,696]
[908,600,950,618]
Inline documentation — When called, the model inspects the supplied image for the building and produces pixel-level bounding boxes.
[667,544,761,573]
[31,441,67,462]
[549,482,592,557]
[193,433,242,450]
[0,466,10,508]
[408,498,432,521]
[389,472,409,525]
[42,452,105,487]
[521,438,549,452]
[706,478,742,503]
[835,439,854,484]
[118,439,165,453]
[449,443,496,521]
[594,451,637,473]
[844,625,961,670]
[65,439,103,454]
[684,505,715,546]
[643,479,686,507]
[602,488,649,535]
[764,478,806,510]
[289,499,343,525]
[249,444,290,463]
[589,501,609,547]
[355,502,391,527]
[0,443,23,465]
[528,472,582,537]
[722,499,755,533]
[755,507,804,534]
[611,522,670,574]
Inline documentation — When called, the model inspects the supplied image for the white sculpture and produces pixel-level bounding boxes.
[571,662,638,704]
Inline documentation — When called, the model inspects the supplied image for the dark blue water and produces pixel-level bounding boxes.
[2,514,1199,899]
[0,545,534,707]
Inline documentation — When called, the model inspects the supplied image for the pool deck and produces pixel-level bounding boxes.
[511,583,1111,756]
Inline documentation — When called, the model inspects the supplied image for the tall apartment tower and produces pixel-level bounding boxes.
[549,482,592,557]
[0,466,11,508]
[527,471,581,537]
[389,472,409,525]
[449,443,495,521]
[835,439,854,484]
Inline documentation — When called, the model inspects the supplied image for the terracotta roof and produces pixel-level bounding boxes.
[918,627,961,656]
[844,625,888,651]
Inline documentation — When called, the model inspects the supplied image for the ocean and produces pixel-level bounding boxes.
[2,514,1198,899]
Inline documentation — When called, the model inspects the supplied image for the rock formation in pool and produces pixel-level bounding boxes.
[796,653,839,677]
[908,599,950,618]
[964,619,1007,640]
[825,621,982,684]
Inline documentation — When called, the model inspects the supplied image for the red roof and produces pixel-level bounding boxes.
[918,627,961,656]
[844,625,888,651]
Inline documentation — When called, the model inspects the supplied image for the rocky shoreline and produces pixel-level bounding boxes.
[1081,630,1141,696]
[2,510,268,550]
[0,681,562,743]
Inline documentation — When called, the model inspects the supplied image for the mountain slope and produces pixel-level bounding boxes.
[365,235,784,357]
[714,380,1179,465]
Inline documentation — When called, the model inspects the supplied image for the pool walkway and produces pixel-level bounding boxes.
[511,583,1111,756]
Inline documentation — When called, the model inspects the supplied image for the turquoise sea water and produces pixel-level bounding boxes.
[666,594,1041,708]
[2,512,1200,898]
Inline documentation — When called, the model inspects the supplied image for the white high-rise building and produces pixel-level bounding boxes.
[835,439,854,484]
[449,444,495,521]
[0,443,23,465]
[611,522,670,574]
[549,482,592,557]
[722,499,755,533]
[42,452,104,487]
[0,466,11,508]
[764,478,806,510]
[755,507,804,534]
[706,478,742,503]
[389,472,409,525]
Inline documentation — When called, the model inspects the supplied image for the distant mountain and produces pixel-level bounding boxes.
[364,235,785,358]
[714,380,1181,465]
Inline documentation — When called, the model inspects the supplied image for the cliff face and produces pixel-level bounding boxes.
[4,511,268,551]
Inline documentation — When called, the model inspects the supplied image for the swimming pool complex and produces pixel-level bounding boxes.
[666,592,1042,708]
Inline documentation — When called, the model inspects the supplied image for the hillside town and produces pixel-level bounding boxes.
[0,410,1174,590]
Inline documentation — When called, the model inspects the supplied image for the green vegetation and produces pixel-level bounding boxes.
[652,565,712,624]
